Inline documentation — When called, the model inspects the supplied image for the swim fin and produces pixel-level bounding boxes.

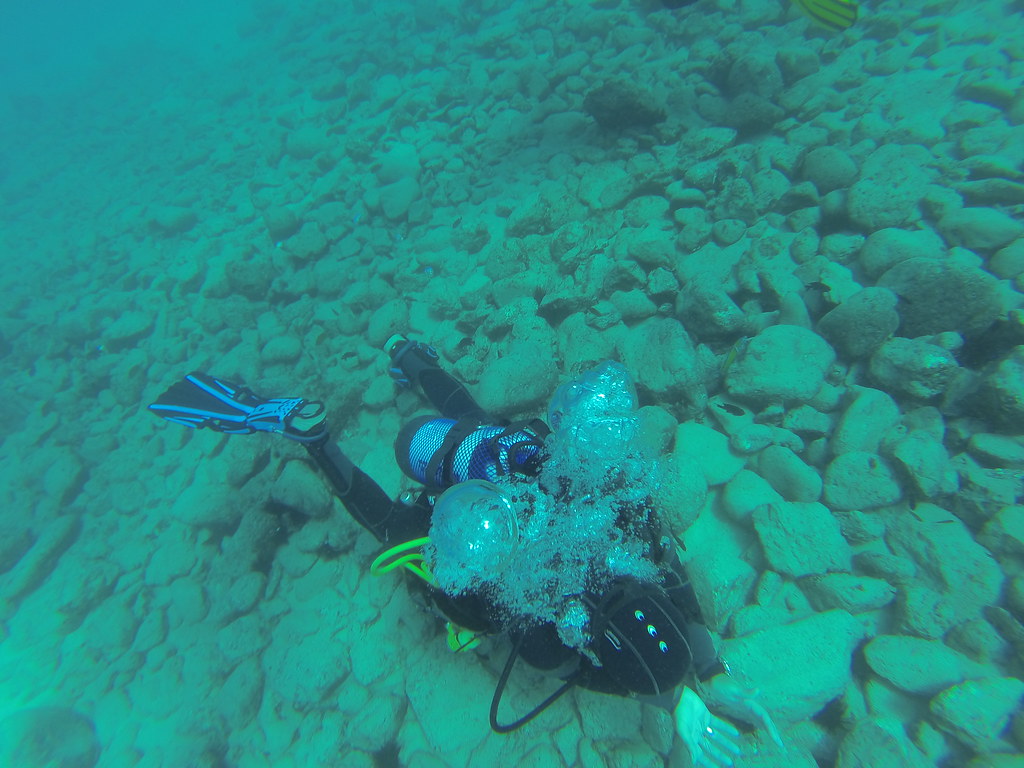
[148,372,326,442]
[792,0,858,31]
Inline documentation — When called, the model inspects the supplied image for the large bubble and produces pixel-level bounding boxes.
[428,480,519,592]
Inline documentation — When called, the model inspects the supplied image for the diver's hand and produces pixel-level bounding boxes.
[702,674,784,750]
[674,686,742,767]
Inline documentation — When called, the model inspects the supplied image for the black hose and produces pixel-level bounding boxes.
[489,634,580,734]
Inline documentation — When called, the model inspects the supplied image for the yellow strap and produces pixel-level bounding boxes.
[446,622,483,652]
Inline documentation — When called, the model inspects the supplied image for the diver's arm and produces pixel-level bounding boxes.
[665,557,728,680]
[687,618,728,682]
[673,687,742,767]
[696,674,785,752]
[665,556,782,758]
[671,668,783,765]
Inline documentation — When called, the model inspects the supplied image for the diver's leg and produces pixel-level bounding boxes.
[305,438,391,539]
[304,437,431,544]
[384,334,489,422]
[149,373,428,544]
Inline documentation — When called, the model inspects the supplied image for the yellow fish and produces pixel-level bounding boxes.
[793,0,858,30]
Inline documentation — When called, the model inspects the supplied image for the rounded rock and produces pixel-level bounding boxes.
[376,143,420,183]
[751,501,852,578]
[930,677,1024,752]
[971,347,1024,433]
[260,335,302,365]
[802,147,858,194]
[802,573,896,613]
[725,324,836,403]
[869,337,960,399]
[149,205,197,235]
[711,218,746,246]
[674,421,746,486]
[817,287,899,359]
[939,207,1024,251]
[379,177,421,221]
[583,80,666,131]
[478,341,560,414]
[848,144,935,230]
[823,452,903,510]
[756,444,822,502]
[990,238,1024,279]
[263,206,300,241]
[878,257,1002,338]
[0,707,100,768]
[286,126,330,159]
[864,635,976,695]
[859,227,946,279]
[727,52,785,98]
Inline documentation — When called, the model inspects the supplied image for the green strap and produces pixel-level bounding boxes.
[370,537,435,585]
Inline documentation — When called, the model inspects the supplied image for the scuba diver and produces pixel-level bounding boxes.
[149,335,782,766]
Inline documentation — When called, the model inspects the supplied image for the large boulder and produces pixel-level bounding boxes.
[930,677,1024,752]
[817,288,900,359]
[721,609,865,722]
[752,501,852,577]
[618,318,708,410]
[848,144,935,230]
[583,80,665,131]
[835,719,932,768]
[725,324,835,403]
[0,707,100,768]
[877,257,1003,337]
[886,506,1003,627]
[863,634,986,695]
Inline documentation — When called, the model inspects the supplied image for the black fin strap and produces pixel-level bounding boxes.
[487,419,549,477]
[526,418,552,440]
[423,418,479,489]
[497,437,542,476]
[489,633,580,734]
[493,419,551,442]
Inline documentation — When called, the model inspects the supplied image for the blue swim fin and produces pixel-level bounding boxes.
[148,372,326,442]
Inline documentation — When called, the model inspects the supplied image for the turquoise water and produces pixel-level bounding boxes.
[1,0,1022,765]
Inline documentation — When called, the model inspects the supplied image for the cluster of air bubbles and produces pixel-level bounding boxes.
[426,362,664,650]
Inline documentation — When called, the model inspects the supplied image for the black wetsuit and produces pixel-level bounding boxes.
[302,361,724,695]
